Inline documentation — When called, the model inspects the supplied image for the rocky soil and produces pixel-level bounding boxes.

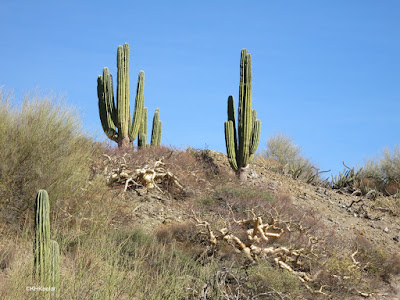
[102,149,400,299]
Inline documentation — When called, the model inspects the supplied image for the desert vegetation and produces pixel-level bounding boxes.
[0,45,400,300]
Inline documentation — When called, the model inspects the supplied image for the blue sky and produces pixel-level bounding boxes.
[1,0,399,175]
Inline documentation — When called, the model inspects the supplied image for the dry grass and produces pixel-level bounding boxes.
[261,133,326,185]
[0,91,399,299]
[0,91,102,230]
[357,146,400,196]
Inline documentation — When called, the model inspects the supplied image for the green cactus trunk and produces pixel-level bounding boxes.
[224,49,261,181]
[97,43,144,149]
[34,190,51,286]
[151,108,162,146]
[34,190,61,296]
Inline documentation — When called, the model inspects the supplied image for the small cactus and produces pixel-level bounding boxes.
[151,108,162,146]
[34,189,51,286]
[224,49,261,181]
[138,108,162,148]
[33,190,60,293]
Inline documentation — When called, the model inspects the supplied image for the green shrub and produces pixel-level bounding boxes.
[0,91,100,225]
[247,261,303,297]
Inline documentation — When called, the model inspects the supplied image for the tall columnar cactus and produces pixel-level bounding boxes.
[224,49,261,181]
[34,189,51,286]
[151,108,162,146]
[97,43,144,149]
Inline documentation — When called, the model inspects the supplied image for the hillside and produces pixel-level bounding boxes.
[0,145,399,299]
[80,147,400,299]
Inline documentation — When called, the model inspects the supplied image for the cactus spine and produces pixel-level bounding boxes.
[97,43,144,149]
[224,49,261,181]
[151,108,162,146]
[34,189,51,285]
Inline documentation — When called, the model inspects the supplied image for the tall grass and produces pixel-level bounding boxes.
[0,90,100,228]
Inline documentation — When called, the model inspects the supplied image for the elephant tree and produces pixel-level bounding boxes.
[97,43,144,149]
[224,49,261,181]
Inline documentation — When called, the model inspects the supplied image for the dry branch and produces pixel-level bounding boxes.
[192,210,329,296]
[105,156,183,193]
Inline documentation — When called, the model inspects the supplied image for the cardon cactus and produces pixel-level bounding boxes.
[224,49,261,181]
[34,189,51,285]
[97,43,144,149]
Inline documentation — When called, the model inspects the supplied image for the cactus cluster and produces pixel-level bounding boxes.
[34,190,60,293]
[224,49,261,181]
[138,107,162,148]
[97,43,144,149]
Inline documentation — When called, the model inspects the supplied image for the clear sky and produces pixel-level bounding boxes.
[1,0,399,175]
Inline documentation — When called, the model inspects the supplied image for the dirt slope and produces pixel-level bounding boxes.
[103,149,400,299]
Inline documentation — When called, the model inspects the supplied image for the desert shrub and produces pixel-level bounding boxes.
[360,146,400,195]
[0,91,101,226]
[374,196,400,216]
[262,134,325,184]
[247,261,303,298]
[354,236,400,283]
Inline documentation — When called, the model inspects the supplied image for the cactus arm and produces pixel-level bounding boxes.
[117,44,130,138]
[250,119,261,155]
[227,95,237,154]
[225,121,239,171]
[157,121,162,146]
[138,107,148,148]
[250,110,261,155]
[97,69,117,142]
[238,50,253,168]
[129,71,144,142]
[249,119,261,163]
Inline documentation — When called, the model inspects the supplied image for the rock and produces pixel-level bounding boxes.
[365,189,377,200]
[384,227,389,233]
[393,235,400,242]
[316,187,327,196]
[249,169,259,179]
